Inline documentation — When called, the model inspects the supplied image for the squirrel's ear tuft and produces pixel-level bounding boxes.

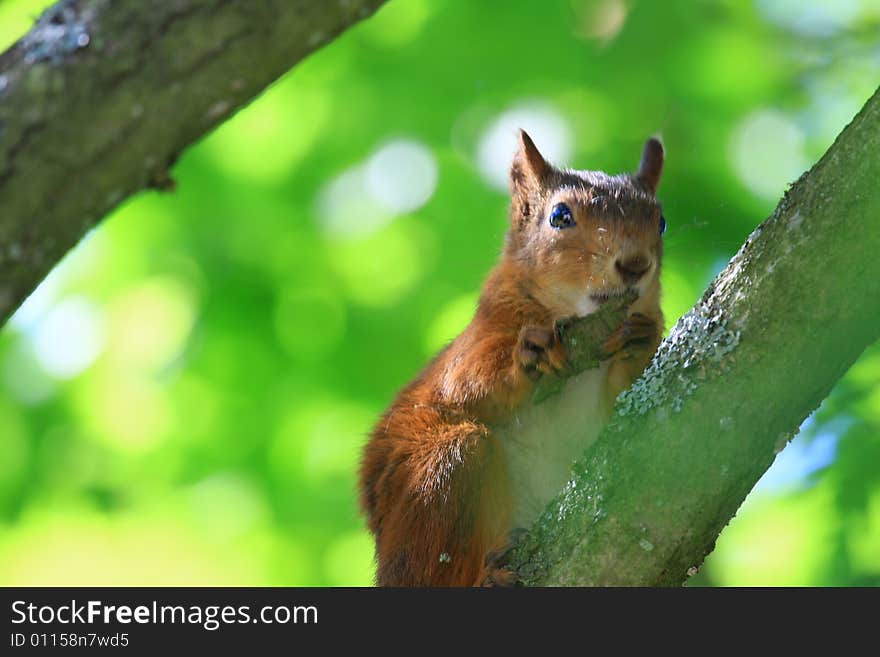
[510,129,548,190]
[637,137,664,194]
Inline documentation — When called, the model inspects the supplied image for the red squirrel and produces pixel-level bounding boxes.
[359,130,666,586]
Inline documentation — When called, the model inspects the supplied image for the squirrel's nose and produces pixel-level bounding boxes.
[615,254,651,284]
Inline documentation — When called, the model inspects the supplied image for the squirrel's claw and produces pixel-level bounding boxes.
[517,325,569,379]
[601,312,658,360]
[482,528,529,587]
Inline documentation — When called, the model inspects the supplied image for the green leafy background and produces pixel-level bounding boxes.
[1,0,878,586]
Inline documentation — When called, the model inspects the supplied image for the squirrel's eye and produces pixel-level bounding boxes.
[549,203,574,229]
[659,214,667,235]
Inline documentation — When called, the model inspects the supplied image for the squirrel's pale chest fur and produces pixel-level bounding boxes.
[497,361,610,529]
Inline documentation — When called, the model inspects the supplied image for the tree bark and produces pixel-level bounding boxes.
[507,86,880,585]
[0,0,386,326]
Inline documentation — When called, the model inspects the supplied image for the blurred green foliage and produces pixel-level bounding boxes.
[0,0,878,586]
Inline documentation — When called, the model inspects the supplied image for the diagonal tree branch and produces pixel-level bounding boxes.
[507,85,880,585]
[0,0,387,327]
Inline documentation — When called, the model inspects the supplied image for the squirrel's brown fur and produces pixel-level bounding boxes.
[359,131,666,586]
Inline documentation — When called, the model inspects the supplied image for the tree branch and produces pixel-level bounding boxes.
[508,86,880,585]
[0,0,386,326]
[531,291,637,404]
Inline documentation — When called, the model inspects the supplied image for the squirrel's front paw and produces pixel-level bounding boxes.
[481,529,529,587]
[602,312,658,359]
[517,325,568,380]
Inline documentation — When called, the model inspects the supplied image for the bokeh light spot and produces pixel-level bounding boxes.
[477,101,573,191]
[188,473,268,541]
[106,277,198,373]
[316,165,390,238]
[753,415,842,494]
[366,139,438,214]
[756,0,861,37]
[76,373,173,452]
[205,83,330,184]
[573,0,629,44]
[30,296,105,380]
[317,138,438,239]
[729,109,809,200]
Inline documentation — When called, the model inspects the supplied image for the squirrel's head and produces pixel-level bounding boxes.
[506,130,665,317]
